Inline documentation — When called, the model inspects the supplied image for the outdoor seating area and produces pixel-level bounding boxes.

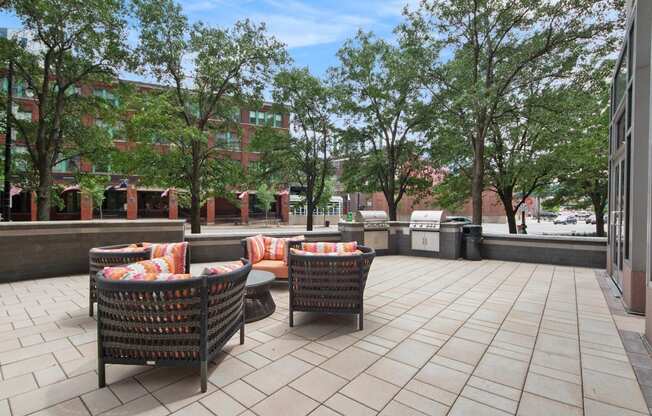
[1,254,651,416]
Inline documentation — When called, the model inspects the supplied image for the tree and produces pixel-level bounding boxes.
[77,173,110,219]
[404,0,622,224]
[0,0,129,220]
[548,63,611,237]
[250,68,335,231]
[131,0,288,233]
[255,183,274,223]
[331,31,434,221]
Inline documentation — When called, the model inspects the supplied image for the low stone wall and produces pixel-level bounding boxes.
[0,220,186,282]
[186,229,342,263]
[481,233,607,268]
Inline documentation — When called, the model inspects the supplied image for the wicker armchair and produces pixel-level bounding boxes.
[88,243,190,316]
[288,245,375,330]
[96,259,251,393]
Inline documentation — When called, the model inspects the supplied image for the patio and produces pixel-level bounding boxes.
[0,256,650,416]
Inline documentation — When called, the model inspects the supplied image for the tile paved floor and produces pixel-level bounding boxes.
[0,256,651,415]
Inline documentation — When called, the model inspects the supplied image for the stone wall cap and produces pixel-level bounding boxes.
[483,233,607,243]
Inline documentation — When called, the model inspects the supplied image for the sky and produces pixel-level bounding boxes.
[0,0,420,79]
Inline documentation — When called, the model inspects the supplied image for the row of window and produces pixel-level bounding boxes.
[249,111,283,127]
[290,202,342,216]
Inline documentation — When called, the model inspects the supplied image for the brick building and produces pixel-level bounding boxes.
[0,77,291,225]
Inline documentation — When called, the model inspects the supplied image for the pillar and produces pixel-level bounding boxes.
[30,191,37,221]
[280,192,289,224]
[80,192,93,220]
[127,185,137,220]
[168,189,178,220]
[206,197,215,224]
[240,192,249,225]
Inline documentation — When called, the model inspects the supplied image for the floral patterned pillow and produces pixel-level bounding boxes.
[102,255,176,280]
[202,261,245,275]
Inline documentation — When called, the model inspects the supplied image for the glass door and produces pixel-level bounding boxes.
[611,158,626,289]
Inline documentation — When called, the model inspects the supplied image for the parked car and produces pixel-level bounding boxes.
[445,216,472,225]
[586,214,596,224]
[553,214,577,225]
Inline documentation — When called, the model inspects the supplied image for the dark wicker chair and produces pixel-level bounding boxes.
[88,243,190,317]
[96,259,251,393]
[288,245,375,330]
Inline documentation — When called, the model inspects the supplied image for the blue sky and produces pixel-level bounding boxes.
[0,0,419,79]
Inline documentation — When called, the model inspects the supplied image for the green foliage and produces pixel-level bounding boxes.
[1,0,130,219]
[331,31,434,220]
[255,183,274,220]
[249,67,334,230]
[403,0,623,224]
[77,173,110,217]
[129,0,288,232]
[547,61,611,236]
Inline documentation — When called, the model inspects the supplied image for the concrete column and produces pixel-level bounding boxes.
[168,189,178,220]
[206,197,215,225]
[30,191,37,221]
[80,192,93,220]
[127,185,137,220]
[280,193,289,223]
[240,192,249,225]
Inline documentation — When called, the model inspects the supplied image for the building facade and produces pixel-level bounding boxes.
[0,76,291,225]
[608,0,651,314]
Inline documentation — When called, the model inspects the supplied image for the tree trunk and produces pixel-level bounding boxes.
[498,191,517,234]
[306,186,314,232]
[387,201,397,221]
[190,143,201,234]
[471,138,485,225]
[36,163,52,221]
[594,203,605,237]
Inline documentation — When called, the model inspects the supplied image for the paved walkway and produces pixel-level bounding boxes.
[0,257,649,416]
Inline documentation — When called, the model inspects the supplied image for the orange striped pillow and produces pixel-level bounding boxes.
[144,242,188,274]
[246,235,266,263]
[301,242,358,253]
[263,237,285,260]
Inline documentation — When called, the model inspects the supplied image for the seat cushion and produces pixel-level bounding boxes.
[252,259,288,278]
[144,242,188,274]
[202,261,245,276]
[301,242,358,254]
[102,255,176,280]
[246,235,266,263]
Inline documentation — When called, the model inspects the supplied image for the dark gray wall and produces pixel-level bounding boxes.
[187,230,342,263]
[0,220,186,282]
[481,233,607,268]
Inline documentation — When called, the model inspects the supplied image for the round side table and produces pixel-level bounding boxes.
[245,270,276,323]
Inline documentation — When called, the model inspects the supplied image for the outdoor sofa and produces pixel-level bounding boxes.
[288,242,375,330]
[240,234,304,279]
[88,242,190,316]
[95,256,251,393]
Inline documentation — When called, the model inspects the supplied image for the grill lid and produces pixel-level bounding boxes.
[355,210,389,223]
[409,210,446,229]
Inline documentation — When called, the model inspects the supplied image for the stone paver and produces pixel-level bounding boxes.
[0,256,650,415]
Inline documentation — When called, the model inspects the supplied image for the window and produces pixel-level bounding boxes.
[52,156,79,173]
[614,53,627,108]
[93,88,119,107]
[216,131,241,151]
[249,111,283,127]
[96,119,122,140]
[2,79,33,98]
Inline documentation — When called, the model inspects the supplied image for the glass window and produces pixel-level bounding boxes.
[274,113,282,128]
[93,88,119,106]
[96,119,120,139]
[614,53,627,107]
[216,131,241,151]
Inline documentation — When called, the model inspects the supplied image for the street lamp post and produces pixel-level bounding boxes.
[2,59,13,222]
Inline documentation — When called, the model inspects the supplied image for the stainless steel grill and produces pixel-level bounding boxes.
[355,211,389,230]
[409,210,446,231]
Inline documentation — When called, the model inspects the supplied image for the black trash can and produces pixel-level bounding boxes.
[462,224,482,261]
